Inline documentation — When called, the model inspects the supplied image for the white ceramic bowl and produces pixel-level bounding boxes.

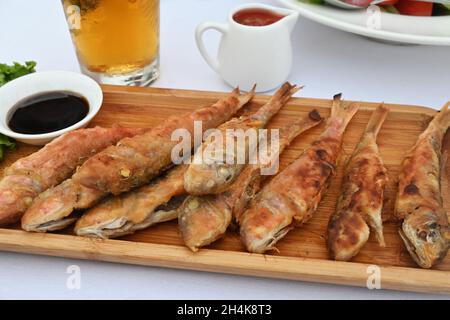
[0,71,103,145]
[279,0,450,46]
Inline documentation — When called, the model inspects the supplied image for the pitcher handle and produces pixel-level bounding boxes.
[195,22,228,74]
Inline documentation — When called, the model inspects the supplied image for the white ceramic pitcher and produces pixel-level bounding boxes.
[195,3,299,92]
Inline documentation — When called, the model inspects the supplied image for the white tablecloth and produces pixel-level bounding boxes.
[0,0,449,299]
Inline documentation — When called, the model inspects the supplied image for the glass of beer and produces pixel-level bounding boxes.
[62,0,159,86]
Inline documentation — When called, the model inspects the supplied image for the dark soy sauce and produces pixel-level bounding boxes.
[8,91,89,135]
[233,8,285,27]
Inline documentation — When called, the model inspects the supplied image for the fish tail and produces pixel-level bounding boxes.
[330,94,360,129]
[416,102,450,144]
[277,82,303,106]
[252,82,303,123]
[259,109,323,178]
[236,85,256,106]
[363,104,389,139]
[431,101,450,131]
[282,109,323,146]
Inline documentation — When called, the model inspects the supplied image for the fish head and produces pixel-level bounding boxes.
[184,162,239,195]
[75,214,131,239]
[399,207,449,269]
[327,210,370,261]
[179,195,232,251]
[0,175,41,226]
[21,183,77,232]
[74,197,133,238]
[240,204,293,254]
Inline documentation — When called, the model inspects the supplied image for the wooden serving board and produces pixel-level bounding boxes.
[1,85,449,294]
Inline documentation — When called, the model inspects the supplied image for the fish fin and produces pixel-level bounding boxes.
[280,82,303,104]
[431,101,450,131]
[330,94,360,129]
[237,85,256,105]
[258,110,323,178]
[252,82,302,122]
[267,246,280,254]
[266,226,293,252]
[364,104,389,139]
[367,214,386,247]
[269,82,298,103]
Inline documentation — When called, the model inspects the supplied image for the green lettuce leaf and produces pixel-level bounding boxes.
[0,61,36,160]
[0,61,36,87]
[0,134,15,159]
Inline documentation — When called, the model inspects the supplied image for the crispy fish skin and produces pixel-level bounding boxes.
[22,90,253,237]
[76,85,307,240]
[73,88,255,195]
[21,179,105,232]
[74,165,187,238]
[0,126,144,226]
[184,83,301,196]
[240,95,359,253]
[327,105,389,261]
[395,103,450,268]
[179,110,323,251]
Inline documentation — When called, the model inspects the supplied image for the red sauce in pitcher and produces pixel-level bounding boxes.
[233,8,285,27]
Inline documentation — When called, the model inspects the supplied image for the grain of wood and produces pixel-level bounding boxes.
[0,85,448,294]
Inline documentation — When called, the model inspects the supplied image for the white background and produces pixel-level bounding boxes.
[0,0,449,299]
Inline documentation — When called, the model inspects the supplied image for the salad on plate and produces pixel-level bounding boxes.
[304,0,450,16]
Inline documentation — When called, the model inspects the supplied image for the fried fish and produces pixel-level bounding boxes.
[74,165,187,238]
[73,85,303,238]
[72,87,255,195]
[184,82,301,195]
[327,105,389,261]
[179,109,323,251]
[0,126,144,226]
[21,88,254,232]
[21,179,105,232]
[240,94,359,253]
[395,102,450,268]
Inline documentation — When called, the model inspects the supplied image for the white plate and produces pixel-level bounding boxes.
[279,0,450,45]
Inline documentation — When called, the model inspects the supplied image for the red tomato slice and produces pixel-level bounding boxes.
[395,0,433,16]
[377,0,399,5]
